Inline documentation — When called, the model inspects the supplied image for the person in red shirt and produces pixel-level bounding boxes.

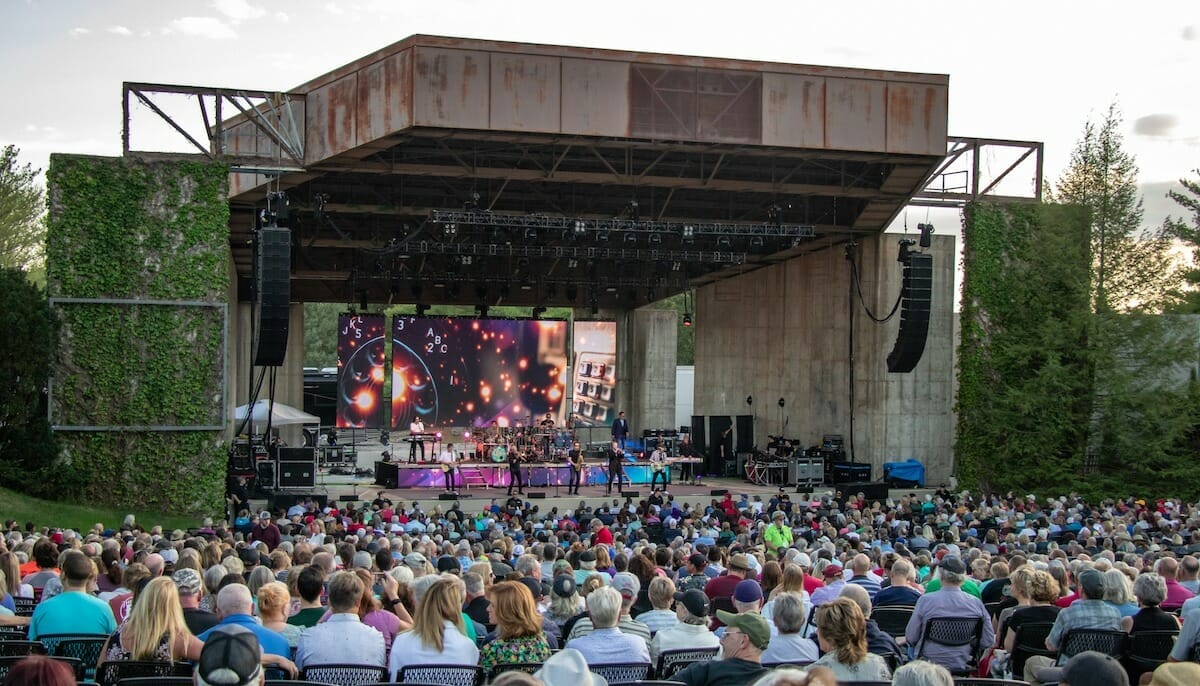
[720,494,738,518]
[704,553,753,601]
[590,518,614,547]
[249,511,281,551]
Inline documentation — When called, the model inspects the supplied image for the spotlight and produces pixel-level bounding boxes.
[359,290,368,312]
[671,261,682,271]
[524,227,539,240]
[596,230,610,243]
[648,233,662,245]
[477,305,489,318]
[460,255,473,266]
[567,258,579,268]
[750,236,765,249]
[682,224,695,242]
[444,222,458,237]
[918,222,935,248]
[683,313,692,327]
[717,235,732,248]
[574,220,587,235]
[624,232,638,244]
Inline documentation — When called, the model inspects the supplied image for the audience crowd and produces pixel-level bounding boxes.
[3,486,1200,686]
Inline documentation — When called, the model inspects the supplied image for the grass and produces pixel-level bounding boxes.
[0,486,201,534]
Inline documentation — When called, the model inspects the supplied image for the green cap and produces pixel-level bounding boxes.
[716,610,771,649]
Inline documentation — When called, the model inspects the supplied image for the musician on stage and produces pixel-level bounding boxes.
[611,410,630,450]
[649,441,668,490]
[606,440,625,496]
[408,417,425,463]
[567,441,584,495]
[506,442,524,496]
[438,443,458,492]
[539,412,555,456]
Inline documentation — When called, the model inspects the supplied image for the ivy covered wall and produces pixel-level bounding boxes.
[46,155,230,515]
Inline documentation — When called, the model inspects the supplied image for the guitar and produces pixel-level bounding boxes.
[650,449,666,473]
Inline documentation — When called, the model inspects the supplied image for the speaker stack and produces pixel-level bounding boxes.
[887,252,932,373]
[254,227,291,367]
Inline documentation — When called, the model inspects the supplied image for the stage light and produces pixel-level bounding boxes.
[359,290,368,311]
[682,224,695,242]
[918,222,935,248]
[624,232,638,244]
[574,220,587,235]
[464,430,471,439]
[477,305,489,318]
[683,313,692,327]
[717,235,732,248]
[460,255,473,266]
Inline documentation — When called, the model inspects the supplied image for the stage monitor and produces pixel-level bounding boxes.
[336,314,387,428]
[571,321,617,427]
[390,317,568,430]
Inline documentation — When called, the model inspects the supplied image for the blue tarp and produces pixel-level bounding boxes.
[883,459,925,486]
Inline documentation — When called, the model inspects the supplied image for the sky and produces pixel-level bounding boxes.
[3,0,1199,231]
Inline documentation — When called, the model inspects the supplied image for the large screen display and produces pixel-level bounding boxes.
[390,317,568,430]
[336,314,387,428]
[571,321,618,427]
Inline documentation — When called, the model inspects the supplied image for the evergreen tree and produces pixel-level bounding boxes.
[1163,171,1200,313]
[0,145,46,281]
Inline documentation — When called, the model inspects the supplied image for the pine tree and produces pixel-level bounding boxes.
[0,145,46,278]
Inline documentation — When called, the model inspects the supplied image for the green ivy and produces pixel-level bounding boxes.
[45,155,230,516]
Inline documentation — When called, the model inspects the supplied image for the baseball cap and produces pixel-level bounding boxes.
[172,568,202,596]
[552,575,577,598]
[611,572,640,600]
[822,564,844,577]
[1035,650,1128,686]
[715,610,771,649]
[938,556,967,575]
[794,552,812,568]
[196,625,263,686]
[673,589,710,616]
[1077,568,1105,599]
[258,511,271,520]
[403,552,427,568]
[728,553,751,571]
[436,556,460,573]
[732,579,763,603]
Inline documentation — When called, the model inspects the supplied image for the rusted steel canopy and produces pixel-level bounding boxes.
[202,36,951,307]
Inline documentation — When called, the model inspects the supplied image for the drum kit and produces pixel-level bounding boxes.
[474,426,577,463]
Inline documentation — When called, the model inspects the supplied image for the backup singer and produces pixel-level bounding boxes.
[606,441,625,496]
[567,441,584,495]
[649,442,668,490]
[408,418,425,463]
[438,443,458,492]
[506,443,524,496]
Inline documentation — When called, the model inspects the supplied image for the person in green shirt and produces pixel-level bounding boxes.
[763,511,793,551]
[286,566,327,627]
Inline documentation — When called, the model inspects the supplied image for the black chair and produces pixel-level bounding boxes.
[398,663,484,686]
[609,682,687,686]
[117,678,195,686]
[300,663,388,685]
[0,626,28,639]
[0,640,46,656]
[915,616,985,675]
[1124,629,1178,683]
[655,647,719,679]
[42,633,109,680]
[488,662,544,679]
[590,663,655,684]
[762,660,814,669]
[1058,628,1127,661]
[265,682,340,686]
[95,660,194,686]
[952,679,1032,686]
[0,656,79,682]
[1009,621,1056,679]
[12,598,37,617]
[984,602,1004,621]
[870,605,916,639]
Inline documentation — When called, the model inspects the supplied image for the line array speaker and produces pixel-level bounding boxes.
[254,226,291,367]
[887,252,932,373]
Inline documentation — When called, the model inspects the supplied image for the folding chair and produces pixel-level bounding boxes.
[398,663,484,686]
[1009,621,1056,679]
[915,616,985,675]
[655,647,719,679]
[95,659,193,686]
[488,662,544,680]
[1057,628,1127,661]
[870,605,916,638]
[0,640,46,656]
[589,662,654,684]
[300,663,388,686]
[1124,629,1178,683]
[42,633,109,680]
[12,598,37,617]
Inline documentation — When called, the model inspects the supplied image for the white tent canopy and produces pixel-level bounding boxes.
[233,399,320,426]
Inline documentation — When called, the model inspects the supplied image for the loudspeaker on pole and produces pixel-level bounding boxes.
[254,226,291,367]
[887,252,932,373]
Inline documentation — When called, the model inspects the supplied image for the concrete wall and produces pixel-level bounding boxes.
[616,308,679,438]
[693,233,957,482]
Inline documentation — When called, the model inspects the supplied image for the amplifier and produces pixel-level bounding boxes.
[831,461,871,484]
[840,481,889,501]
[278,461,315,488]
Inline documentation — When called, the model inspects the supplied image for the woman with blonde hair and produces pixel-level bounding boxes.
[810,597,890,681]
[258,581,303,648]
[764,564,811,623]
[98,577,203,665]
[387,576,479,680]
[479,581,552,671]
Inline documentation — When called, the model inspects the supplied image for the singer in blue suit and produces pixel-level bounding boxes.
[611,410,629,450]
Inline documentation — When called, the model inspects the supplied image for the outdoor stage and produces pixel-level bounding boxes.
[373,458,702,490]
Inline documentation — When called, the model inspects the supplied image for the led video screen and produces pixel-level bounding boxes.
[571,321,618,427]
[336,314,387,429]
[390,317,568,430]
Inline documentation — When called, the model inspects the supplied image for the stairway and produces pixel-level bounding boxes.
[459,466,488,490]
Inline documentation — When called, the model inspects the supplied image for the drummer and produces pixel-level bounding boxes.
[539,412,555,456]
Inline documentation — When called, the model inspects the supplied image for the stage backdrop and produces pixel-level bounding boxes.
[572,321,618,427]
[336,314,387,428]
[391,317,568,430]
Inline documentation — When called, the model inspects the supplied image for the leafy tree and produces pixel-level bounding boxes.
[0,267,61,495]
[0,145,46,280]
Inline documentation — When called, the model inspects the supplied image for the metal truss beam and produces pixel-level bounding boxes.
[911,136,1044,208]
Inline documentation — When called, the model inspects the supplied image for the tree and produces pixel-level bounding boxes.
[0,145,46,278]
[1163,171,1200,312]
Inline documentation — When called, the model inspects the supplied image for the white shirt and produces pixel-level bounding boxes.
[438,449,456,466]
[295,613,385,670]
[649,621,720,662]
[388,621,479,681]
[410,420,424,434]
[650,448,666,465]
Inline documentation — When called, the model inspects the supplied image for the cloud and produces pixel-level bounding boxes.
[1133,113,1180,137]
[324,3,344,15]
[1184,25,1197,41]
[107,25,132,36]
[274,11,289,22]
[213,0,265,23]
[68,27,90,38]
[166,16,237,40]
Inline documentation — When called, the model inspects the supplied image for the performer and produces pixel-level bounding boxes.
[408,417,426,463]
[539,412,556,456]
[649,441,668,490]
[506,442,524,496]
[567,441,584,495]
[606,441,625,496]
[611,410,630,450]
[438,443,458,492]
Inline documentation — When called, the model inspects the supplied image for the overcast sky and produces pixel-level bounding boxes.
[3,0,1199,229]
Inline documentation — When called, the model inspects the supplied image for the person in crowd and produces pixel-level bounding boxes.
[999,568,1061,654]
[172,568,219,636]
[845,554,882,601]
[905,555,993,673]
[249,511,281,552]
[257,581,303,649]
[872,557,922,607]
[348,568,407,647]
[388,576,479,680]
[839,583,903,663]
[811,598,892,681]
[810,563,847,607]
[763,563,811,624]
[677,553,711,593]
[650,588,720,662]
[749,666,838,686]
[637,576,681,634]
[285,565,326,628]
[672,610,771,686]
[196,584,296,677]
[1024,568,1122,683]
[479,580,553,672]
[97,576,203,666]
[1034,650,1130,686]
[762,591,819,664]
[1103,568,1139,618]
[566,572,651,644]
[892,660,954,686]
[295,571,386,670]
[763,511,793,550]
[564,586,650,665]
[1123,573,1180,634]
[29,550,117,640]
[194,625,264,686]
[0,655,77,686]
[1156,558,1195,611]
[107,562,151,625]
[544,575,581,632]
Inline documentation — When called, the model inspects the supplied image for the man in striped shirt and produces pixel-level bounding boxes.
[846,554,882,601]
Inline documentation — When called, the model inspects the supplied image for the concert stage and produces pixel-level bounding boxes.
[373,459,701,490]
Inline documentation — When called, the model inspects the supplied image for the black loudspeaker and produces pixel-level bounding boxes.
[278,461,315,488]
[256,461,275,488]
[438,493,458,501]
[736,415,754,453]
[887,252,932,373]
[269,493,328,511]
[840,481,890,501]
[708,416,732,474]
[528,492,547,499]
[690,416,706,455]
[622,491,639,498]
[710,489,729,496]
[254,227,292,367]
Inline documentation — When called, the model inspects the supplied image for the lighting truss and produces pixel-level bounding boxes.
[409,240,749,266]
[429,209,816,239]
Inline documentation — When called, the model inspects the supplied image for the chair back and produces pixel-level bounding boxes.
[609,682,688,686]
[13,597,37,617]
[1125,629,1179,682]
[589,662,654,683]
[1009,621,1056,678]
[116,678,194,686]
[951,679,1033,686]
[870,605,915,638]
[762,660,814,669]
[1059,628,1127,661]
[95,659,193,686]
[489,662,544,679]
[300,663,388,686]
[398,663,483,686]
[0,640,46,656]
[0,626,28,640]
[43,633,109,679]
[656,647,719,679]
[916,616,985,673]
